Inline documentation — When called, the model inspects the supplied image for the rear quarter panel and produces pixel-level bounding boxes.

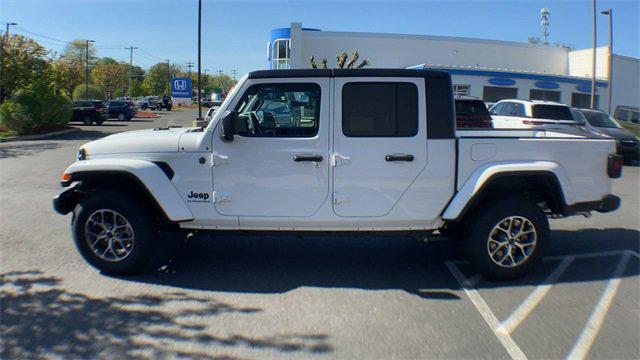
[457,136,616,205]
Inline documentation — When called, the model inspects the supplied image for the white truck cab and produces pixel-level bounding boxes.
[54,69,623,280]
[490,99,579,129]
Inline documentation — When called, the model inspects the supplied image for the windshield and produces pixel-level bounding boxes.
[583,111,621,128]
[531,105,573,120]
[455,100,491,120]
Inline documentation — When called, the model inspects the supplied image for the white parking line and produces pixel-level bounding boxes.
[445,261,527,360]
[544,249,640,261]
[498,256,574,335]
[566,251,632,360]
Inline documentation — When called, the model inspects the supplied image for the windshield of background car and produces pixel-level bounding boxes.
[531,105,573,120]
[583,111,621,128]
[455,100,491,119]
[570,109,587,125]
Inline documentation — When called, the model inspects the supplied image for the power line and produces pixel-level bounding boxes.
[138,48,165,61]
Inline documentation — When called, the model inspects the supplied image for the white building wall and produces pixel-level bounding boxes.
[568,47,609,78]
[293,29,569,74]
[610,55,640,112]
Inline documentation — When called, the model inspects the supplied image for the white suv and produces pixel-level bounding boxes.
[489,99,579,129]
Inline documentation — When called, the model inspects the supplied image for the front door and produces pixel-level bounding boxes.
[213,78,330,217]
[332,78,428,217]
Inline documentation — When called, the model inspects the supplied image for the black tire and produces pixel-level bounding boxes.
[117,113,126,121]
[464,196,548,280]
[141,104,147,110]
[82,115,93,125]
[439,224,464,241]
[72,190,155,274]
[94,117,104,125]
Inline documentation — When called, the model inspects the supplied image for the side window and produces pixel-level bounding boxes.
[489,102,504,115]
[234,83,320,137]
[514,103,526,116]
[342,82,418,137]
[616,109,629,122]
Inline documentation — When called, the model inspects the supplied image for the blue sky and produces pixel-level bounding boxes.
[2,0,638,76]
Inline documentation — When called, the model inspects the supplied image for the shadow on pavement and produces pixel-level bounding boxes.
[0,142,61,158]
[0,270,332,359]
[117,228,639,295]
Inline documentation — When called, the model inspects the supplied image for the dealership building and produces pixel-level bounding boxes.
[267,22,639,113]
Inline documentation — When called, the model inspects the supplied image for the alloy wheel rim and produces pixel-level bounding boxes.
[85,209,135,262]
[487,216,537,268]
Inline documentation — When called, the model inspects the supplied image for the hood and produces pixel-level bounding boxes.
[83,127,197,155]
[593,127,638,141]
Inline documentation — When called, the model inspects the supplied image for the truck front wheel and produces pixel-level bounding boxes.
[464,196,548,280]
[72,190,155,274]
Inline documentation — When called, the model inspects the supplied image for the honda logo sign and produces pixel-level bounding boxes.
[171,77,191,98]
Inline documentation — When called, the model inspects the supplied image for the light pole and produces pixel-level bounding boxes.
[85,39,94,99]
[0,22,18,102]
[602,9,613,114]
[197,0,203,120]
[590,0,597,109]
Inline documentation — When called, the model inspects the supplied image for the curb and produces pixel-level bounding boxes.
[0,127,81,143]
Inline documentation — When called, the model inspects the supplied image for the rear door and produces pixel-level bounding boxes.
[332,78,427,217]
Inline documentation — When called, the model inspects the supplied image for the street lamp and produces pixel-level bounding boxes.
[601,9,613,114]
[0,22,18,102]
[85,40,95,100]
[590,0,597,109]
[196,0,203,121]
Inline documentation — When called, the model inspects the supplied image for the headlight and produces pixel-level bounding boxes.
[77,148,87,161]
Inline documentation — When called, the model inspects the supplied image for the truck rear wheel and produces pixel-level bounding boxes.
[72,190,155,274]
[464,196,548,280]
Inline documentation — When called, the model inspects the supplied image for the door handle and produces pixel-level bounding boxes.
[294,154,323,162]
[385,154,414,162]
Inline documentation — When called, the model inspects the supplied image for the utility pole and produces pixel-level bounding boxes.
[186,61,194,78]
[85,39,95,99]
[166,59,171,96]
[1,22,18,102]
[231,69,237,82]
[197,0,203,120]
[590,0,597,109]
[602,9,613,114]
[125,46,138,99]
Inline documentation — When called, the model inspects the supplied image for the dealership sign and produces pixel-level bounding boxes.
[488,77,516,86]
[534,81,560,89]
[171,77,192,98]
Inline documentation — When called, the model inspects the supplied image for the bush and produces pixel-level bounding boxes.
[0,86,72,136]
[72,84,103,100]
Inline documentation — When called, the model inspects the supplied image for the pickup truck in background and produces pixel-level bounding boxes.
[53,69,623,280]
[490,99,580,129]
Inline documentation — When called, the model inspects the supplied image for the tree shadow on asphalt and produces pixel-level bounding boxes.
[0,270,333,359]
[117,228,638,296]
[0,142,61,159]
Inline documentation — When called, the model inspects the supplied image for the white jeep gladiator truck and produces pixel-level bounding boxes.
[53,69,623,280]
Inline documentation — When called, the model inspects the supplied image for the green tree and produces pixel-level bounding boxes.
[72,84,102,100]
[0,83,72,135]
[142,62,177,96]
[50,57,84,97]
[131,79,146,97]
[0,34,50,101]
[62,39,97,64]
[91,62,128,99]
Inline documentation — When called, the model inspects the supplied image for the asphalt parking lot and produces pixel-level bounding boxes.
[1,111,638,359]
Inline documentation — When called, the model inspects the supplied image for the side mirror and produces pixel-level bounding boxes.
[221,110,248,141]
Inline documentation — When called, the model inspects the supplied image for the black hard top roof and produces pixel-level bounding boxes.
[247,68,450,79]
